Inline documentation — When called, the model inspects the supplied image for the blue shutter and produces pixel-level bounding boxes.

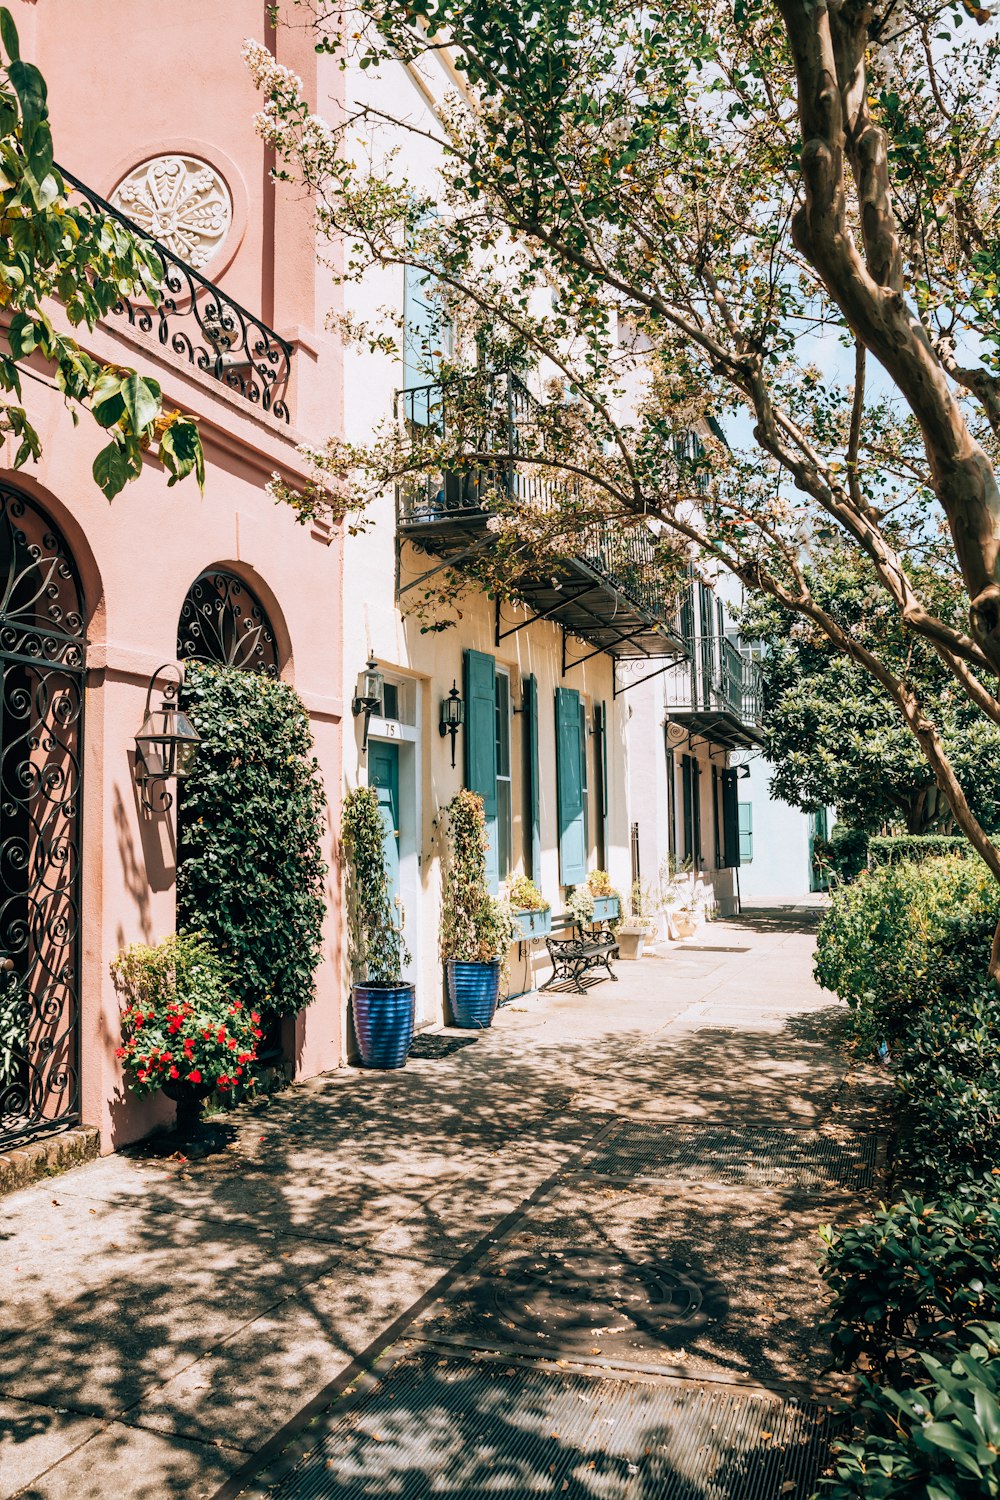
[463,649,499,892]
[555,686,586,885]
[524,674,541,882]
[738,801,754,864]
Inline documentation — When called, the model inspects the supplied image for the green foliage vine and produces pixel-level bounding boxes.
[177,662,327,1019]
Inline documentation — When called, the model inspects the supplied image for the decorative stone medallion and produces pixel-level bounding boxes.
[110,155,232,270]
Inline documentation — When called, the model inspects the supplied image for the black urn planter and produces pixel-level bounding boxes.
[160,1076,215,1139]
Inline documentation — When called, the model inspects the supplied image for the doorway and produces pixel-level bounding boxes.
[369,741,401,915]
[0,487,86,1147]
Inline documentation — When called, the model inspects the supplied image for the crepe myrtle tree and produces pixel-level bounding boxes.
[248,0,1000,967]
[0,8,203,498]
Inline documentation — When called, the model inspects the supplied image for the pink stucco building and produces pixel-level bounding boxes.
[1,2,346,1153]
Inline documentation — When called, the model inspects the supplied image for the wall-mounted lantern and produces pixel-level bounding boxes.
[352,654,384,754]
[439,679,465,768]
[134,662,200,812]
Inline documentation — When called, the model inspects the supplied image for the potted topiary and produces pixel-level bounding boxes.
[111,932,261,1138]
[507,873,552,939]
[441,789,516,1028]
[342,785,415,1069]
[587,869,622,923]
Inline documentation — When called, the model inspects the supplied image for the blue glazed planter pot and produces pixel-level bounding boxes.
[446,959,501,1029]
[352,983,415,1069]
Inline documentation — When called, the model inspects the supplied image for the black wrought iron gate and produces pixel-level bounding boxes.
[0,486,86,1147]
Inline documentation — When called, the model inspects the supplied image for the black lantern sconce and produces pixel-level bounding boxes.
[439,680,465,768]
[352,654,384,754]
[133,663,200,812]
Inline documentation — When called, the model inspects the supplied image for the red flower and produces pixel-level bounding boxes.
[235,1066,243,1077]
[216,1027,226,1044]
[250,1011,261,1025]
[168,1018,182,1034]
[187,1068,203,1084]
[218,1075,230,1089]
[228,1038,237,1050]
[169,1065,179,1080]
[233,1000,243,1011]
[115,1046,126,1059]
[137,1069,148,1081]
[253,1029,262,1040]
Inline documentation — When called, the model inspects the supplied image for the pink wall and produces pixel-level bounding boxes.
[3,1,346,1150]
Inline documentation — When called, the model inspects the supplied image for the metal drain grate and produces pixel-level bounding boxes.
[262,1352,840,1499]
[576,1122,877,1188]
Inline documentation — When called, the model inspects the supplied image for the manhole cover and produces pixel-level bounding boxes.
[577,1123,877,1188]
[452,1247,727,1358]
[256,1351,842,1499]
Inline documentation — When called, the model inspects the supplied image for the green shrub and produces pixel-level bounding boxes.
[342,785,409,986]
[814,855,996,1055]
[867,835,972,868]
[814,825,871,884]
[178,662,327,1019]
[820,1323,1000,1499]
[440,790,516,962]
[819,1182,1000,1381]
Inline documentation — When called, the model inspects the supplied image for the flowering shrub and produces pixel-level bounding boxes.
[506,874,548,912]
[111,933,261,1099]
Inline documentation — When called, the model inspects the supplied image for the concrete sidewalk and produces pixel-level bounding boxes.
[0,909,886,1499]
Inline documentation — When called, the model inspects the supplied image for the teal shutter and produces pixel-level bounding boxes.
[525,674,541,882]
[463,649,499,892]
[555,686,586,884]
[738,800,754,864]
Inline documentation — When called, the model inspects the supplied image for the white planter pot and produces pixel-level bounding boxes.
[616,930,645,960]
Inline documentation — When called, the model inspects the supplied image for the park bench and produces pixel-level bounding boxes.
[542,915,619,993]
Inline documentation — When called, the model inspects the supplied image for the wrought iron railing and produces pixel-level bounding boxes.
[59,166,293,422]
[665,632,762,727]
[395,373,687,628]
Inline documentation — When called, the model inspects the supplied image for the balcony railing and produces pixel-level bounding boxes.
[396,373,687,632]
[666,633,762,729]
[60,166,293,422]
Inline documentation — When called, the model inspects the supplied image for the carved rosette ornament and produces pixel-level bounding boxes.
[110,155,232,270]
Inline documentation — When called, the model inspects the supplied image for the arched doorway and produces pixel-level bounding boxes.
[0,486,86,1147]
[177,569,279,675]
[176,567,285,1062]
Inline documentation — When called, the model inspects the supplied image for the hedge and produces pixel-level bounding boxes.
[177,661,328,1020]
[867,834,972,867]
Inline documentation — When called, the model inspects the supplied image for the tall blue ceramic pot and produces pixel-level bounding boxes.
[352,983,415,1069]
[446,959,501,1029]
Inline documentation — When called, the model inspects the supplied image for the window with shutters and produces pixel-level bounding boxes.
[495,669,512,881]
[738,801,754,862]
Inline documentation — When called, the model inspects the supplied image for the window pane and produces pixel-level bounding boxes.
[738,801,753,863]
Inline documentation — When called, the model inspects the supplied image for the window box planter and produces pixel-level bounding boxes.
[352,982,415,1070]
[591,895,620,923]
[512,906,552,940]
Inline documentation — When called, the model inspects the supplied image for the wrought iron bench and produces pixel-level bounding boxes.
[542,916,619,994]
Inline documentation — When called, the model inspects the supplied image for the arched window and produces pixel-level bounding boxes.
[177,569,278,675]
